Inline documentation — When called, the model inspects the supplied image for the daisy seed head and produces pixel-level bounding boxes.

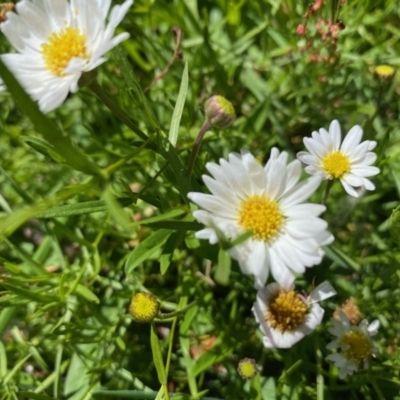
[334,297,361,325]
[237,358,258,379]
[238,195,284,242]
[340,330,373,365]
[326,312,380,379]
[253,281,336,348]
[204,95,236,129]
[266,290,308,332]
[129,292,160,323]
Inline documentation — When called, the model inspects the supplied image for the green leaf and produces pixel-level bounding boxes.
[17,393,57,400]
[3,353,31,385]
[150,324,167,385]
[1,283,57,304]
[0,340,7,380]
[113,46,160,130]
[0,59,102,176]
[75,284,100,304]
[214,248,231,285]
[160,231,185,274]
[168,61,188,146]
[125,229,172,275]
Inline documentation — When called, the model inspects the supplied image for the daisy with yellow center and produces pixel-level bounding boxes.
[0,0,133,113]
[326,312,380,379]
[253,280,336,348]
[188,148,333,288]
[297,120,380,198]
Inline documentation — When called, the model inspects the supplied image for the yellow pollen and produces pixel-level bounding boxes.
[340,330,373,365]
[322,151,350,179]
[266,290,308,332]
[238,195,284,241]
[41,27,87,76]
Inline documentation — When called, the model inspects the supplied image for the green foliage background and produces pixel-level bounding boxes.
[0,0,400,399]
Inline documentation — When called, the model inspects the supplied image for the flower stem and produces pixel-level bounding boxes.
[88,80,148,142]
[187,120,212,177]
[321,180,333,205]
[157,301,197,319]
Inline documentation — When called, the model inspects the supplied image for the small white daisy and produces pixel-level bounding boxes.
[188,148,333,288]
[253,279,337,348]
[297,120,380,197]
[326,312,380,379]
[1,0,133,112]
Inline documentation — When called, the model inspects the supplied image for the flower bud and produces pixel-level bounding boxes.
[129,292,160,323]
[237,358,258,379]
[374,65,395,80]
[204,95,236,129]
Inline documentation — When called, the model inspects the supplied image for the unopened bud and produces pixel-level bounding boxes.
[129,292,160,323]
[237,358,258,379]
[204,95,236,129]
[296,24,306,35]
[374,64,395,80]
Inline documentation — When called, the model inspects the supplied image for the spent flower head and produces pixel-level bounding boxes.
[297,120,380,197]
[1,0,133,112]
[326,312,380,379]
[253,279,336,348]
[188,148,333,288]
[129,292,160,323]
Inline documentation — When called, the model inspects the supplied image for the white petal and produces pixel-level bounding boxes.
[309,281,337,303]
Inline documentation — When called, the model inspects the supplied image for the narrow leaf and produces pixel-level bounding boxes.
[125,229,171,275]
[150,324,167,385]
[168,61,188,146]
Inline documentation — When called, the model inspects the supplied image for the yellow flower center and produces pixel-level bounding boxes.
[129,292,160,323]
[340,330,373,365]
[266,290,308,332]
[41,27,87,76]
[238,195,284,241]
[322,151,350,179]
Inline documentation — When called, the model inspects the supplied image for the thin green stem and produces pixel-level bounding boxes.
[322,180,334,205]
[165,317,177,377]
[371,379,385,400]
[316,345,324,400]
[187,120,212,177]
[88,81,148,142]
[157,301,197,319]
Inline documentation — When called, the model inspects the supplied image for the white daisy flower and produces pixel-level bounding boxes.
[0,0,133,112]
[326,312,380,379]
[253,279,336,348]
[297,120,380,197]
[188,148,334,288]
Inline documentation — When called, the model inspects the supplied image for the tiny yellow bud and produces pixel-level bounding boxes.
[237,358,258,379]
[204,95,236,129]
[129,292,160,323]
[374,65,395,80]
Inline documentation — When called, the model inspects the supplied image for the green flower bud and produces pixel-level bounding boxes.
[129,292,160,323]
[390,206,400,245]
[237,358,258,379]
[204,95,236,129]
